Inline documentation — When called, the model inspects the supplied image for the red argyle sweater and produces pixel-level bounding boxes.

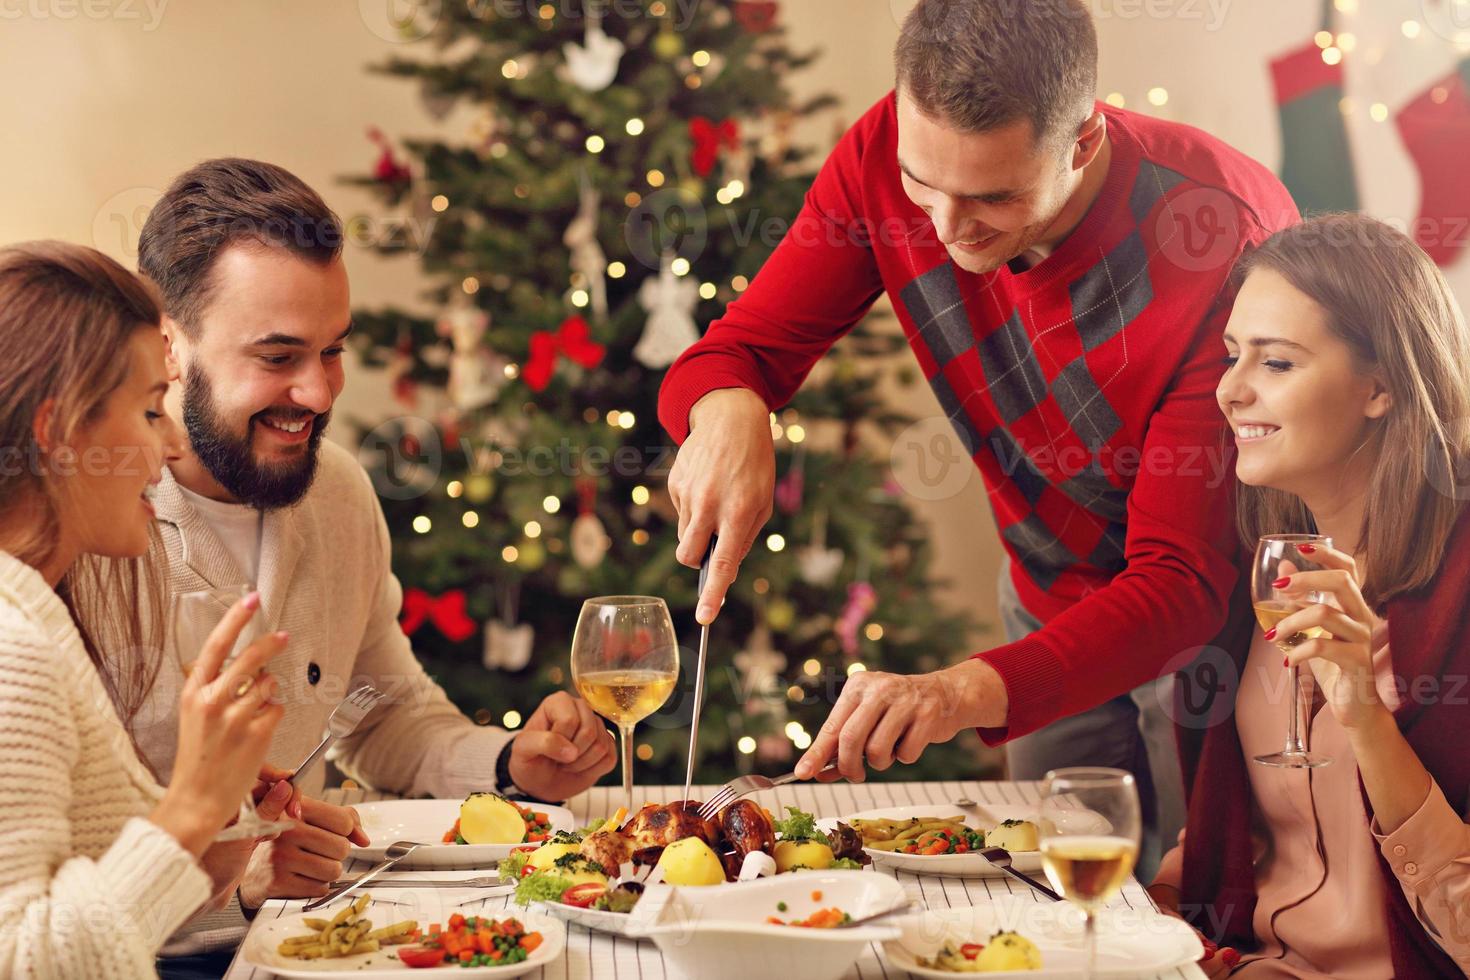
[659,93,1299,741]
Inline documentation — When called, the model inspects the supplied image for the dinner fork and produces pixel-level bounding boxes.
[696,763,841,820]
[303,840,420,912]
[288,684,386,788]
[979,847,1062,902]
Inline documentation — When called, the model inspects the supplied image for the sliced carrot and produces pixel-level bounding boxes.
[520,933,543,953]
[811,890,822,902]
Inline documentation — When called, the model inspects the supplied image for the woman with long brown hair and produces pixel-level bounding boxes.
[1151,213,1470,978]
[0,241,291,977]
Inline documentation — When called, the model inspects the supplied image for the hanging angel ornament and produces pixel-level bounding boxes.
[562,3,625,92]
[634,251,701,369]
[438,300,507,412]
[564,171,609,322]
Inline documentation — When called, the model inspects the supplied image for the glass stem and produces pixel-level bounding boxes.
[1284,664,1305,756]
[619,723,635,815]
[1083,909,1097,980]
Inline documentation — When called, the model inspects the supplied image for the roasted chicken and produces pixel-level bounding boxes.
[579,827,633,877]
[578,801,721,876]
[622,801,721,851]
[719,799,776,859]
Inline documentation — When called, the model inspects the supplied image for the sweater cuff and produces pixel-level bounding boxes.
[970,636,1065,745]
[93,817,212,950]
[1372,779,1470,888]
[658,371,768,444]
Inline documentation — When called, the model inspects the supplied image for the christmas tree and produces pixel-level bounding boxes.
[346,0,990,785]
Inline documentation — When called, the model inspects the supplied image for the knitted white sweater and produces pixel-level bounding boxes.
[0,551,211,979]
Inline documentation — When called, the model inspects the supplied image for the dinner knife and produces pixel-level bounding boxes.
[681,535,716,808]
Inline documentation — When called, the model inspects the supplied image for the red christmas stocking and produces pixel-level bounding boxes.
[1396,59,1470,267]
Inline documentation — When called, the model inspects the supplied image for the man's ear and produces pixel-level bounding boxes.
[31,398,55,454]
[1072,111,1107,171]
[159,315,184,383]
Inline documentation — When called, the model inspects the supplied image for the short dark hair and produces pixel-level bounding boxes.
[894,0,1099,148]
[138,158,343,334]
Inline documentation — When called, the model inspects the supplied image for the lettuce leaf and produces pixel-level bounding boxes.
[773,805,824,843]
[514,870,575,906]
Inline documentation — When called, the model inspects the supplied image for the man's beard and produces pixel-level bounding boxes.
[182,365,329,510]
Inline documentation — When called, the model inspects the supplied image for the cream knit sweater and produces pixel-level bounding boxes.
[0,551,211,978]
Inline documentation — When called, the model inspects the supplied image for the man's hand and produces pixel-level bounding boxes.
[667,387,775,624]
[508,691,618,802]
[793,659,1009,781]
[239,797,371,907]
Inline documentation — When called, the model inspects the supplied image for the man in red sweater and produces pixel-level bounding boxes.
[658,0,1298,869]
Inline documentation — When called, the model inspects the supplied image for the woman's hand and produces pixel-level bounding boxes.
[196,765,303,908]
[1148,885,1242,977]
[1268,543,1388,732]
[150,592,288,856]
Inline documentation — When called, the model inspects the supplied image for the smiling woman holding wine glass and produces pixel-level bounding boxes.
[1147,214,1470,979]
[0,242,296,978]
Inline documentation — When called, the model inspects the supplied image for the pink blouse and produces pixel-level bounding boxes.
[1156,619,1470,977]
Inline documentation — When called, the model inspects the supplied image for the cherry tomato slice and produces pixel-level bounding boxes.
[561,882,607,908]
[397,946,448,968]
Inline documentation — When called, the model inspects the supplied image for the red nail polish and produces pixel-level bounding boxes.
[1272,576,1292,588]
[1283,656,1289,668]
[1263,628,1277,642]
[1298,544,1316,554]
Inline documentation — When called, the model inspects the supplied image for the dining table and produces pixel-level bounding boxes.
[222,778,1207,980]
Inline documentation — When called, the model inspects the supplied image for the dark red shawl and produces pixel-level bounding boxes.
[1173,509,1470,978]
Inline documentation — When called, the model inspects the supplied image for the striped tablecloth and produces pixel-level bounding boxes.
[223,780,1204,980]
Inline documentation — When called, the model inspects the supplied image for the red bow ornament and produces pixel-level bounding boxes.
[523,315,606,392]
[400,588,477,643]
[735,0,778,33]
[689,117,741,177]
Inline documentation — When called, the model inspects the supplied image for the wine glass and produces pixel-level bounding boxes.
[1252,534,1334,769]
[571,597,679,816]
[169,585,295,841]
[1039,768,1142,980]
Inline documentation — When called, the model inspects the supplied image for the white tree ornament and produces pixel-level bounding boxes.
[563,6,625,92]
[483,619,535,671]
[634,251,701,369]
[564,172,609,322]
[439,302,506,412]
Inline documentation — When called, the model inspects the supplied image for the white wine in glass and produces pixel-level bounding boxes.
[571,597,679,815]
[1039,767,1141,980]
[1253,534,1334,769]
[169,585,294,842]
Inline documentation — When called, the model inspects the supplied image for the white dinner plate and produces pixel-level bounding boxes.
[241,897,566,977]
[532,899,641,936]
[350,799,577,869]
[827,804,1044,878]
[881,902,1203,978]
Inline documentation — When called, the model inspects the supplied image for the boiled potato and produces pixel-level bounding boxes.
[975,932,1042,971]
[527,842,581,872]
[657,837,726,886]
[459,793,526,844]
[773,839,835,873]
[984,819,1039,852]
[561,863,610,887]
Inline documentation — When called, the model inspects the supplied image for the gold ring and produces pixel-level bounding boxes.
[232,675,256,699]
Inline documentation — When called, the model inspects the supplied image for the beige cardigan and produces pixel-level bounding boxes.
[134,439,515,954]
[0,551,211,978]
